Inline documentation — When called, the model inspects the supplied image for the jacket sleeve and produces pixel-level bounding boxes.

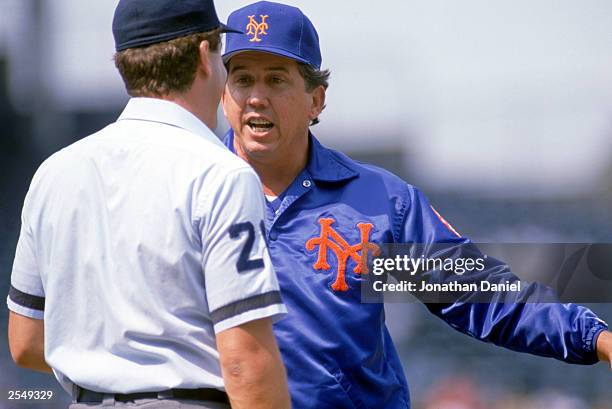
[398,185,608,364]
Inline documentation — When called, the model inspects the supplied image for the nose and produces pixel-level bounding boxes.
[246,83,269,109]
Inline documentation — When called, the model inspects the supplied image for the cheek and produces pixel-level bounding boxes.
[228,104,247,131]
[212,59,226,88]
[218,68,227,88]
[222,90,241,118]
[278,95,312,127]
[277,92,304,112]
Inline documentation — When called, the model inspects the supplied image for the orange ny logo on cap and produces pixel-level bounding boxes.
[306,218,381,292]
[246,15,269,42]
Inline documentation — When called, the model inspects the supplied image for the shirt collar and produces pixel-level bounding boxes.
[118,97,221,145]
[223,129,359,183]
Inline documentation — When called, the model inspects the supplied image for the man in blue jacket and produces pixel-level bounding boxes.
[221,2,612,407]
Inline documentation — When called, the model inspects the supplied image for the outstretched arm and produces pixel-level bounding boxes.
[597,330,612,367]
[400,186,608,365]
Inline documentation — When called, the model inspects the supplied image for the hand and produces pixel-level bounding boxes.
[596,330,612,368]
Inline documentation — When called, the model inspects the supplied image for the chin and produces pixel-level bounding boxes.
[234,128,278,157]
[242,131,276,147]
[242,139,278,159]
[245,141,274,155]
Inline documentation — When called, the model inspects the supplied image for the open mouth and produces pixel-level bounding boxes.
[247,118,274,133]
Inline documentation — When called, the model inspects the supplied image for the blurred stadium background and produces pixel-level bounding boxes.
[1,0,611,408]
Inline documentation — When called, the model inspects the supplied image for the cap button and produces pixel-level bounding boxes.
[302,179,312,188]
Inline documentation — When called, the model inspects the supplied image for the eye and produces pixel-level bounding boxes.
[270,76,285,85]
[233,75,252,86]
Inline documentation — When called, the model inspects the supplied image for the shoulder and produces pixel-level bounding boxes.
[27,124,255,197]
[106,119,252,174]
[319,143,435,212]
[190,134,255,181]
[323,145,415,195]
[160,127,253,175]
[315,144,436,241]
[28,127,109,183]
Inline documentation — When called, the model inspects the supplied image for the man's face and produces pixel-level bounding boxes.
[222,52,323,164]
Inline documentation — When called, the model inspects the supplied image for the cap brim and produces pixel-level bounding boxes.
[218,23,243,34]
[223,46,311,66]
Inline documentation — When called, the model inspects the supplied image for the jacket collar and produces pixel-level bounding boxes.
[223,129,359,183]
[118,97,222,146]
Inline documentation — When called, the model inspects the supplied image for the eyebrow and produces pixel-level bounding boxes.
[266,66,290,73]
[230,65,290,74]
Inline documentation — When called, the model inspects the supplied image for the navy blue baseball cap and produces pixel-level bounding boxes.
[223,1,322,69]
[113,0,242,52]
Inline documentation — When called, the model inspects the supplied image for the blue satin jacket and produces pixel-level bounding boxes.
[224,131,607,409]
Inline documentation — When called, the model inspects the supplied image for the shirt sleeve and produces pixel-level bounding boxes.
[198,167,286,333]
[399,185,609,364]
[7,207,45,320]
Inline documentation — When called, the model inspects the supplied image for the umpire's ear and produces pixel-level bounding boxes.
[197,40,213,78]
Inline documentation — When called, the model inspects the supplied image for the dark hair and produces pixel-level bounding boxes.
[297,63,330,126]
[114,29,221,97]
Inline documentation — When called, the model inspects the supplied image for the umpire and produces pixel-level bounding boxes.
[7,1,290,408]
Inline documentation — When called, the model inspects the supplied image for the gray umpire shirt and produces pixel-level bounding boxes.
[8,97,286,394]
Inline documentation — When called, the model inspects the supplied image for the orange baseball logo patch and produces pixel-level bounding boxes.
[306,218,381,292]
[246,15,269,42]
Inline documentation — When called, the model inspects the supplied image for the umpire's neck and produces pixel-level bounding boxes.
[159,40,224,130]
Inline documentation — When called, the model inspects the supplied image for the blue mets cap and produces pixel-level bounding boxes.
[223,1,322,69]
[113,0,242,52]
